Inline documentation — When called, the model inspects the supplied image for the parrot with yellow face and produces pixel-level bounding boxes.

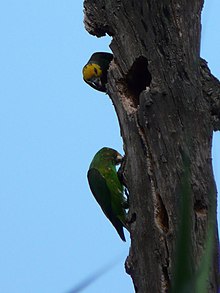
[83,52,113,92]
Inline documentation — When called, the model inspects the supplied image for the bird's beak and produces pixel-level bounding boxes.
[116,153,123,164]
[90,76,102,88]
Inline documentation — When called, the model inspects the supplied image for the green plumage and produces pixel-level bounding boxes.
[87,147,127,241]
[83,52,113,92]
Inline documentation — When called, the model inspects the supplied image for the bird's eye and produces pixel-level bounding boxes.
[94,67,98,75]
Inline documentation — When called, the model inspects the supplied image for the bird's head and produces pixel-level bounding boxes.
[98,147,123,165]
[82,63,103,91]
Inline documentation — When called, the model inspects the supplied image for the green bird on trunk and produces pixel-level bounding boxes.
[83,52,113,92]
[87,147,127,241]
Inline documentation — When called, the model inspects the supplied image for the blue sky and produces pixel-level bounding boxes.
[0,1,219,293]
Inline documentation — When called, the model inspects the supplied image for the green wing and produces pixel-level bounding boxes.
[104,169,126,225]
[88,168,112,218]
[87,168,126,241]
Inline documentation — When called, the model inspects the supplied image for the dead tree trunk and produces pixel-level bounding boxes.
[83,1,220,292]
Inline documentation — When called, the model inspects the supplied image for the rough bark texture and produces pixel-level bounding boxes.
[83,1,220,292]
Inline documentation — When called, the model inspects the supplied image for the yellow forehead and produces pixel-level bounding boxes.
[83,63,102,80]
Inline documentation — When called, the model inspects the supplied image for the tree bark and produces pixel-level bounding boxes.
[83,1,220,292]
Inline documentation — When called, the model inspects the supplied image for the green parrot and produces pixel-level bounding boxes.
[87,147,127,241]
[82,52,113,92]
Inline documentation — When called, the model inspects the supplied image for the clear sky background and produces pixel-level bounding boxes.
[0,1,219,293]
